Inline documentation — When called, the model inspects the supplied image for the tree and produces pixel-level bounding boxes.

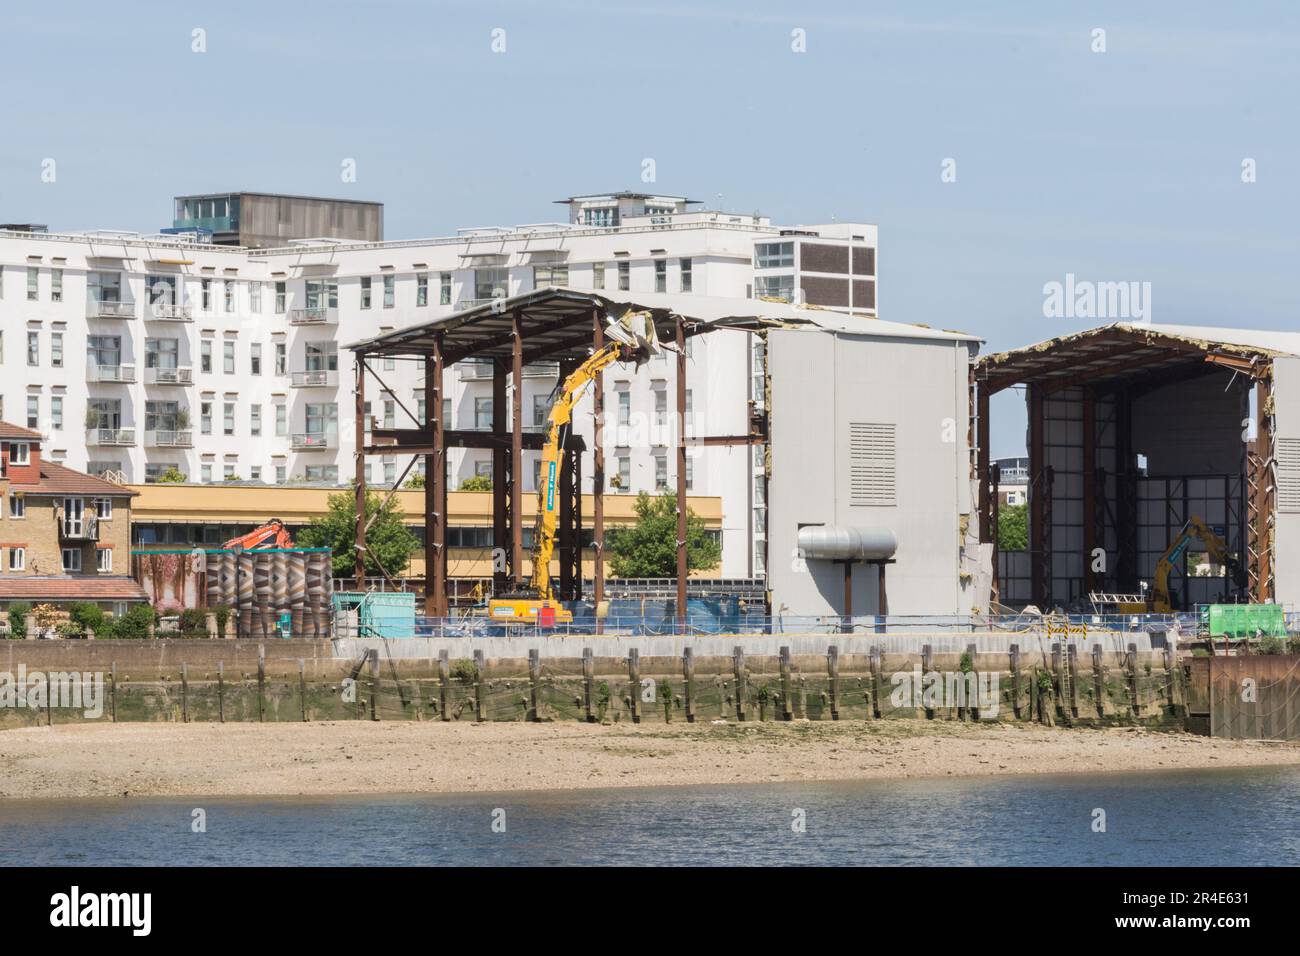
[998,503,1027,551]
[298,488,419,578]
[403,472,425,489]
[460,475,492,492]
[608,492,721,578]
[155,466,186,484]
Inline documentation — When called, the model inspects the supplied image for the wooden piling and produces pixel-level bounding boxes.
[181,662,189,723]
[438,649,451,722]
[1127,643,1140,716]
[473,649,486,722]
[778,646,793,721]
[369,648,379,721]
[529,648,542,722]
[582,647,594,723]
[1067,644,1080,719]
[732,646,747,722]
[966,643,979,721]
[869,646,882,718]
[683,647,696,723]
[216,661,224,723]
[299,659,308,721]
[827,645,840,721]
[921,644,934,719]
[1009,644,1021,720]
[257,643,267,722]
[627,648,640,724]
[1092,645,1106,718]
[110,661,118,723]
[1051,642,1064,723]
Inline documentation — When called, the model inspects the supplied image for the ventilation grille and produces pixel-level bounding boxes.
[1278,437,1300,514]
[849,422,896,507]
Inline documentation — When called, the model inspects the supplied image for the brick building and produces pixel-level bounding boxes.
[0,422,146,615]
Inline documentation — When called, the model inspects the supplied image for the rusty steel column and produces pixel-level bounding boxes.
[511,310,524,586]
[592,310,606,628]
[1254,373,1275,602]
[425,336,448,616]
[492,357,508,591]
[877,563,888,616]
[1028,382,1046,607]
[675,316,688,622]
[557,358,577,601]
[353,352,368,585]
[1082,385,1097,595]
[977,382,990,542]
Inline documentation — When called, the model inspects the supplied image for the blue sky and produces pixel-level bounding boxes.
[3,1,1298,456]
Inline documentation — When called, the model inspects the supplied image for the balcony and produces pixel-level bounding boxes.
[455,297,501,312]
[86,428,135,446]
[56,513,99,543]
[459,362,495,381]
[290,369,338,388]
[144,367,193,386]
[86,300,136,320]
[288,307,338,326]
[146,302,194,322]
[522,362,561,379]
[86,364,137,384]
[145,429,193,448]
[291,432,336,451]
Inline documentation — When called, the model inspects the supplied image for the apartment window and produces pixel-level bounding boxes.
[533,264,569,288]
[616,456,631,492]
[383,274,395,308]
[383,399,395,429]
[474,397,493,430]
[755,242,795,269]
[223,340,235,374]
[143,463,179,483]
[617,261,630,291]
[223,402,235,436]
[26,267,38,301]
[305,465,338,483]
[200,278,211,310]
[442,399,451,429]
[275,342,287,375]
[94,497,113,520]
[305,279,338,310]
[654,453,668,491]
[9,443,29,466]
[200,340,212,373]
[474,460,493,480]
[145,337,178,370]
[754,274,795,301]
[250,343,262,375]
[26,332,38,366]
[51,269,63,302]
[50,331,64,367]
[97,548,112,572]
[200,401,212,435]
[26,396,38,429]
[654,387,668,426]
[250,404,262,436]
[146,274,176,307]
[439,273,451,305]
[222,280,234,312]
[305,403,337,436]
[275,282,287,314]
[680,258,693,293]
[654,259,667,293]
[360,276,372,309]
[249,282,262,313]
[250,466,261,482]
[50,396,62,431]
[384,460,396,485]
[532,394,550,428]
[416,273,428,307]
[62,548,81,573]
[201,464,212,483]
[275,404,287,436]
[9,547,24,570]
[275,465,286,484]
[223,464,236,480]
[474,268,508,301]
[685,456,694,492]
[617,390,631,426]
[305,341,338,372]
[417,398,426,427]
[8,493,24,518]
[593,262,605,289]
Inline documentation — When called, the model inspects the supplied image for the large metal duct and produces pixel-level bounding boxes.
[797,525,897,561]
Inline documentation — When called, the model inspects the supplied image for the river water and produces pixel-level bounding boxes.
[5,766,1299,866]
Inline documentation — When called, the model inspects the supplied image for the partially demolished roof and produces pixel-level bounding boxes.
[976,321,1300,394]
[347,288,977,363]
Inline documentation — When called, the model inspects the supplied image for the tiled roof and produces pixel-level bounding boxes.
[0,576,149,601]
[0,422,43,441]
[22,461,137,498]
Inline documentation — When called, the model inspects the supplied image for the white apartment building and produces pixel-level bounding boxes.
[0,191,878,576]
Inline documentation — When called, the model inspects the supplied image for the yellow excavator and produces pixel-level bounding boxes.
[1116,516,1245,613]
[487,311,660,625]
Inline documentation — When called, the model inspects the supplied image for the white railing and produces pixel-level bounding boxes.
[86,364,137,384]
[290,369,339,388]
[291,432,336,450]
[288,307,338,325]
[145,429,193,447]
[86,300,136,319]
[144,367,193,385]
[86,427,135,446]
[147,302,193,321]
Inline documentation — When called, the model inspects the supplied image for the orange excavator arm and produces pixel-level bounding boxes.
[223,519,294,550]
